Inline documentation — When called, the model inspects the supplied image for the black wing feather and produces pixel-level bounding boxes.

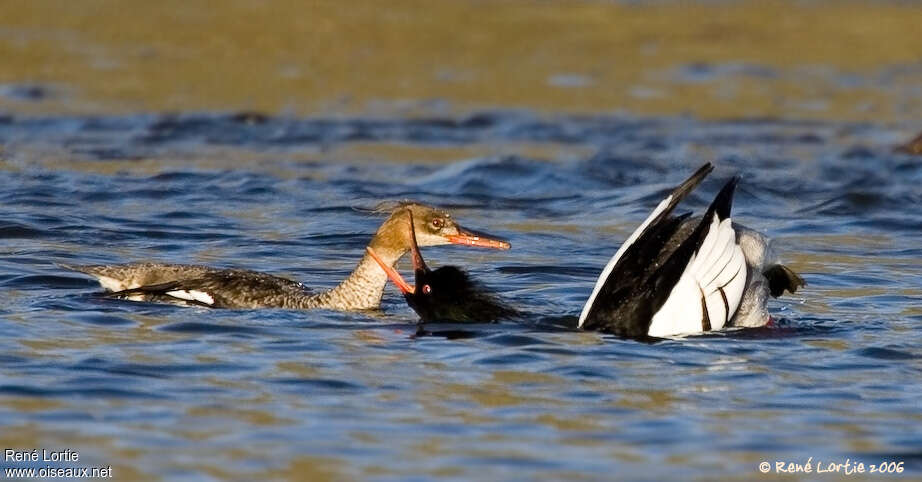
[646,176,740,327]
[581,163,711,333]
[583,169,740,338]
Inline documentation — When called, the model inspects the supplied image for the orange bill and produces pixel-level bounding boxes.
[447,226,511,250]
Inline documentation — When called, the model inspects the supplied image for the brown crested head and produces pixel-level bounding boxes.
[366,210,517,323]
[368,201,510,256]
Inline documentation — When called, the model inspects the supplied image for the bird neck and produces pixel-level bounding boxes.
[310,242,406,311]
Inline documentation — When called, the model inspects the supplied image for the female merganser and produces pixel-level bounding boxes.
[367,212,517,323]
[578,163,804,339]
[63,202,510,311]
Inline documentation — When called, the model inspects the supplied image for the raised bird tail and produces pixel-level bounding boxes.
[763,264,805,297]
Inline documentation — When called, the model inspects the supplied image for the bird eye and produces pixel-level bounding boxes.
[430,218,444,229]
[422,285,432,294]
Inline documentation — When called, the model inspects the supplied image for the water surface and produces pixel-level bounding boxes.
[1,111,921,479]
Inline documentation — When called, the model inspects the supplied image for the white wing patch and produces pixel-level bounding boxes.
[578,194,675,328]
[165,289,215,305]
[647,216,747,337]
[97,276,134,292]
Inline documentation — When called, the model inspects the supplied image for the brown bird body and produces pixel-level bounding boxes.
[64,203,510,311]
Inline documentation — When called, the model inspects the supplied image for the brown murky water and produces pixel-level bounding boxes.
[2,0,921,120]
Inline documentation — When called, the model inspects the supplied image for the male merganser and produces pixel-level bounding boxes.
[63,202,510,311]
[367,212,517,323]
[578,163,804,339]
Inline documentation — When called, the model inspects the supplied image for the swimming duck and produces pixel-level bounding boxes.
[367,211,517,323]
[63,202,510,311]
[578,163,804,338]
